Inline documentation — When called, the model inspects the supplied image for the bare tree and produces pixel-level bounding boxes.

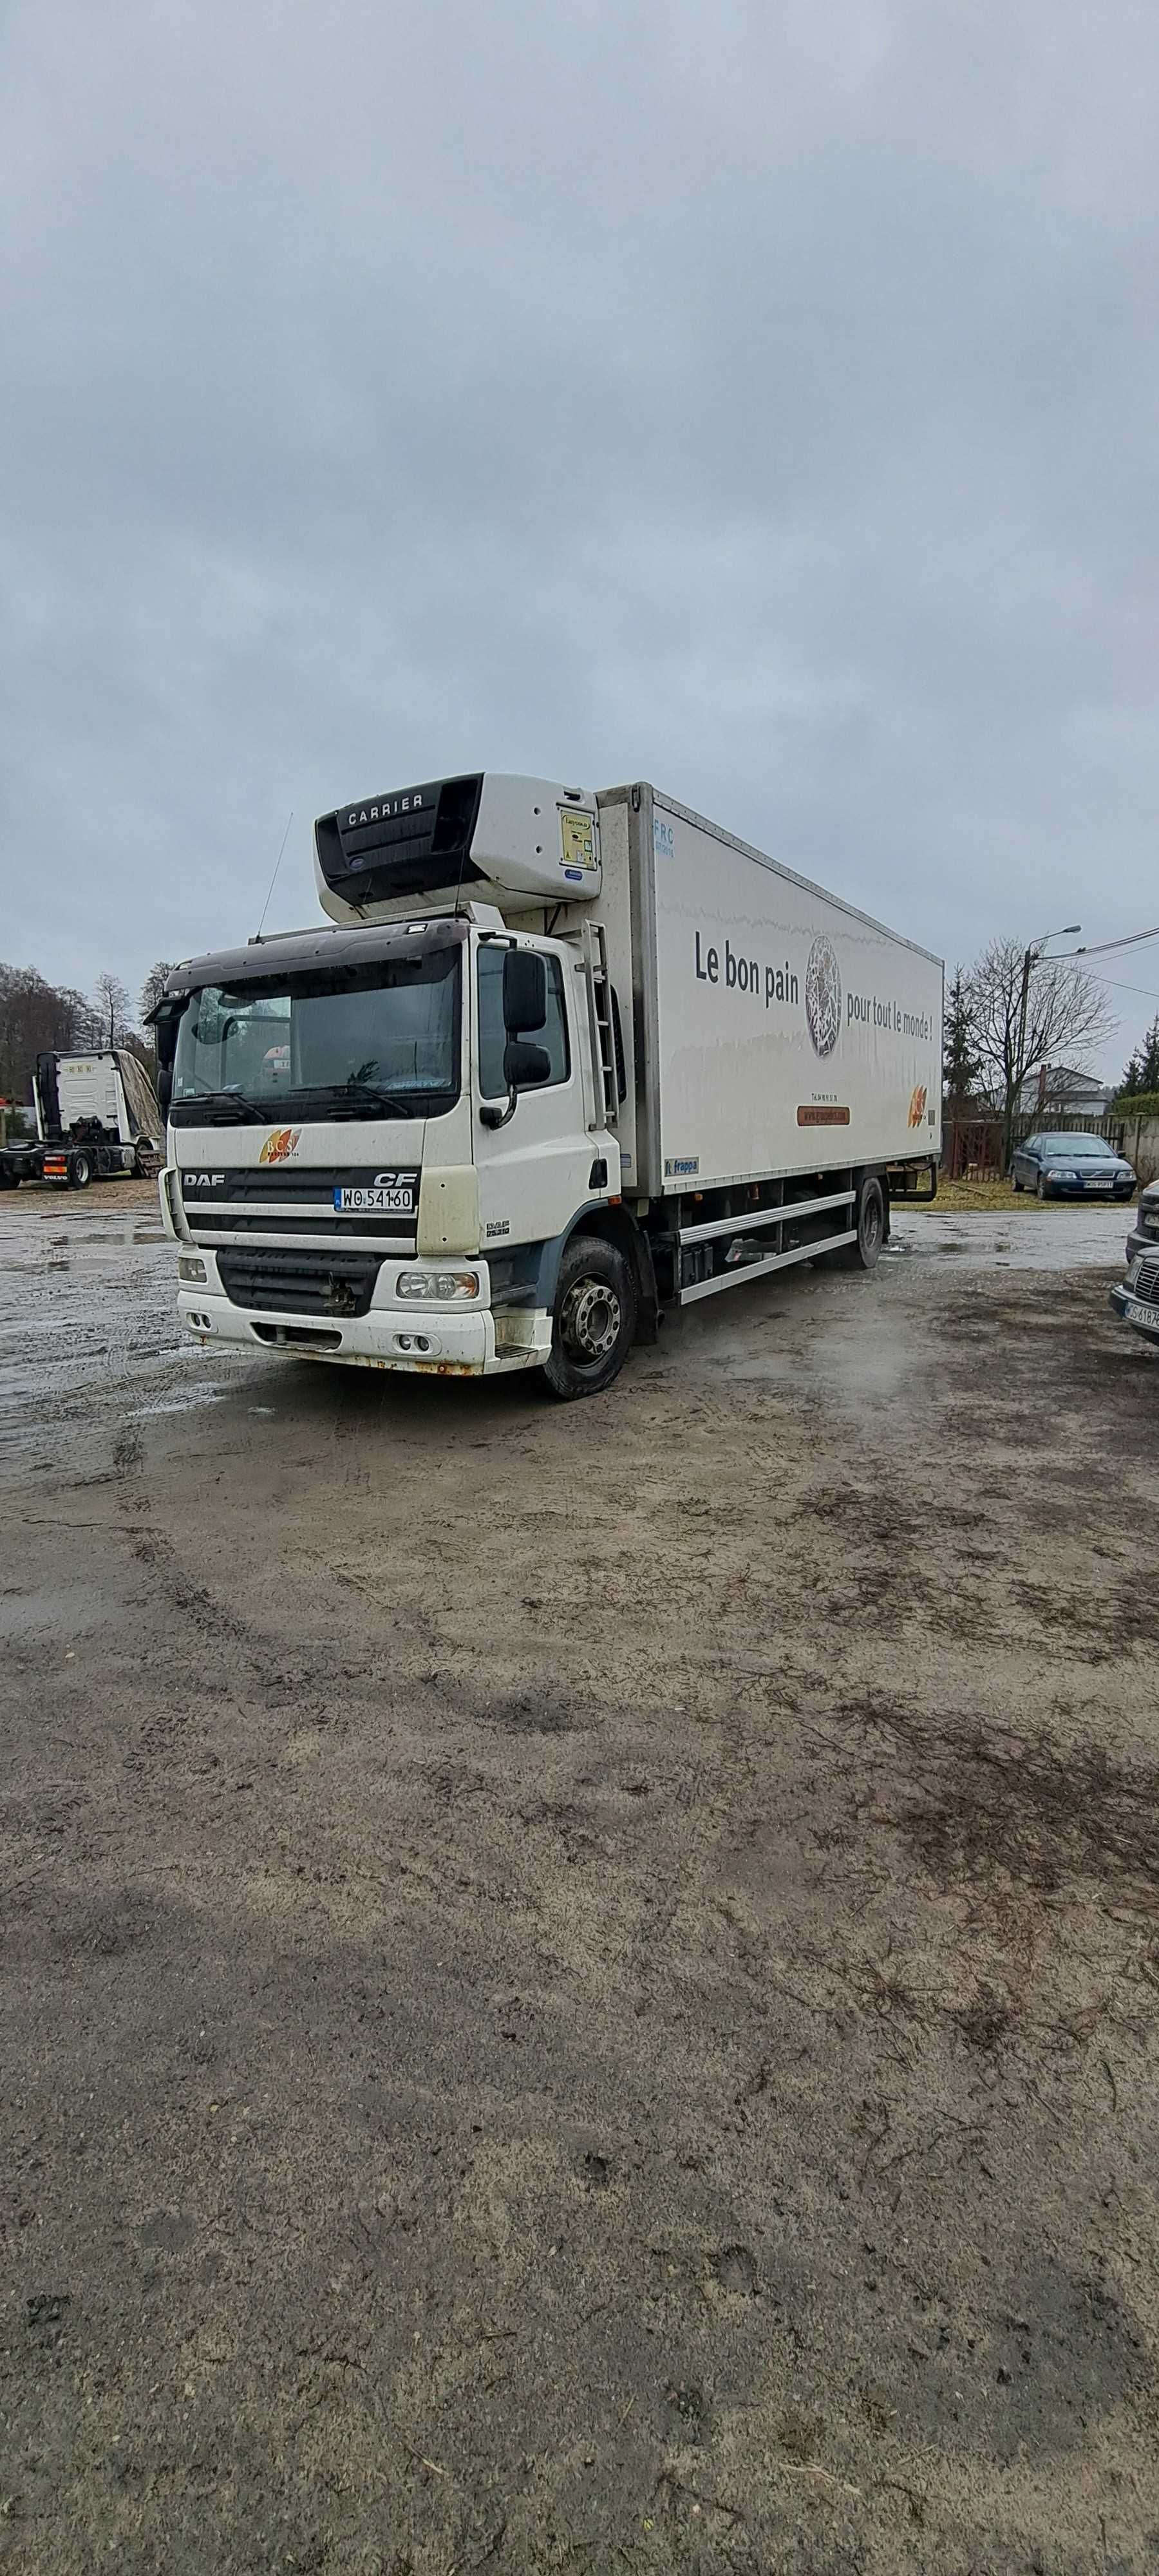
[0,964,91,1101]
[91,972,134,1050]
[966,938,1117,1165]
[140,961,176,1025]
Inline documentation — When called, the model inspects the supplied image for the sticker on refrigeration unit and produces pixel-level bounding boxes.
[664,1155,699,1177]
[558,808,597,873]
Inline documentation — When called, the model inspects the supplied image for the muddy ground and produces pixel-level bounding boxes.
[1,1186,1157,2573]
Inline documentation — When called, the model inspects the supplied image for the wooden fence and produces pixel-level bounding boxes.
[943,1109,1126,1182]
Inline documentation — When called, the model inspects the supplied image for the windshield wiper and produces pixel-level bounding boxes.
[176,1089,269,1123]
[328,1079,419,1120]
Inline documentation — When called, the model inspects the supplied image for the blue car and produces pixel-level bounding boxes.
[1010,1131,1136,1200]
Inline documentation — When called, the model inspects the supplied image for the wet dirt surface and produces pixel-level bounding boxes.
[1,1187,1157,2573]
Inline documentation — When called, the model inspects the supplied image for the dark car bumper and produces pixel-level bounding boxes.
[1109,1282,1159,1345]
[1039,1175,1135,1198]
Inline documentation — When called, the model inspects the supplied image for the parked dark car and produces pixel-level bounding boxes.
[1010,1132,1135,1200]
[1126,1177,1159,1265]
[1109,1247,1159,1350]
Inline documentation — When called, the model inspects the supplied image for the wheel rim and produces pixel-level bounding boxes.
[560,1275,621,1364]
[863,1197,882,1255]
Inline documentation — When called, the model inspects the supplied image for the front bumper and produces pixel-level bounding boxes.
[1109,1283,1159,1345]
[176,1262,551,1376]
[1041,1178,1135,1198]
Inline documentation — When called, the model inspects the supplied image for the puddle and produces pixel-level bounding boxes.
[131,1386,229,1420]
[890,1208,1133,1273]
[0,1581,115,1641]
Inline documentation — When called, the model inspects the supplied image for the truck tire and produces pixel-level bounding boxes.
[818,1176,885,1272]
[67,1149,93,1189]
[543,1235,637,1401]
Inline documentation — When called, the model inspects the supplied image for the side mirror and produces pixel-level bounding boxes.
[147,994,187,1123]
[504,1038,551,1091]
[503,949,547,1036]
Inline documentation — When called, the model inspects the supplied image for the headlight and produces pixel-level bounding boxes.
[1126,1256,1142,1287]
[396,1269,480,1302]
[178,1255,208,1283]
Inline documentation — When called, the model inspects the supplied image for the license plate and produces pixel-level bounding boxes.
[333,1184,415,1214]
[1087,1179,1113,1190]
[1124,1298,1156,1327]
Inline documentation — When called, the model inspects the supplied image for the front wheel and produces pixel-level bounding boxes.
[1012,1173,1023,1193]
[1036,1172,1047,1201]
[542,1236,637,1401]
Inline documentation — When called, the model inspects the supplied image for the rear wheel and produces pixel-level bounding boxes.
[543,1236,637,1401]
[817,1177,886,1273]
[67,1150,93,1189]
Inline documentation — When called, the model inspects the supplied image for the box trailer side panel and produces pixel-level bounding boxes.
[641,793,943,1194]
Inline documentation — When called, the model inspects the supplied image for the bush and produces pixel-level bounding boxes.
[1116,1093,1159,1119]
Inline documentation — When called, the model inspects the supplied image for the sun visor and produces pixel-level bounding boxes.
[314,773,601,922]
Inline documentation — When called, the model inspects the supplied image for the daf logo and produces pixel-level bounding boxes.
[184,1171,225,1187]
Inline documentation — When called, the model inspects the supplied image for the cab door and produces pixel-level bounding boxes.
[473,938,599,1258]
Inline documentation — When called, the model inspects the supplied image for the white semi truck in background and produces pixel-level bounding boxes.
[28,1049,161,1189]
[154,775,943,1397]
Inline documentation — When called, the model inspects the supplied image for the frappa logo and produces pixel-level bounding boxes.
[258,1126,301,1166]
[805,936,842,1058]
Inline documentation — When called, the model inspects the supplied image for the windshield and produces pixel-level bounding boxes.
[171,947,460,1124]
[1044,1134,1115,1158]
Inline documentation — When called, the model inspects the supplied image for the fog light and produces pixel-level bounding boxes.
[396,1269,480,1302]
[179,1255,208,1283]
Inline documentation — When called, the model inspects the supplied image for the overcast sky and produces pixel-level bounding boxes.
[3,0,1157,1071]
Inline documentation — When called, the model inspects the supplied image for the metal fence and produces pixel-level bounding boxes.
[943,1109,1125,1181]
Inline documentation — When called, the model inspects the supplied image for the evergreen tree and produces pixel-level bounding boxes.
[1117,1017,1159,1097]
[942,967,980,1106]
[1142,1016,1159,1092]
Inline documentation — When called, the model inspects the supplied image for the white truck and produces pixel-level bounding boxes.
[33,1048,162,1189]
[154,774,942,1397]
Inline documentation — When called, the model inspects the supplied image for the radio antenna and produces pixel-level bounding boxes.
[255,811,294,942]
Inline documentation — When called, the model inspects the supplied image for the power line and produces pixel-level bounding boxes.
[1075,925,1159,959]
[1085,970,1159,1003]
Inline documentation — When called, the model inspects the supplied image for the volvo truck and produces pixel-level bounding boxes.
[33,1048,162,1188]
[154,774,942,1397]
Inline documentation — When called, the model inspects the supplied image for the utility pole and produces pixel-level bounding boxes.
[1008,923,1081,1167]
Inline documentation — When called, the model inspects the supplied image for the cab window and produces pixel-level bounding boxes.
[477,948,570,1098]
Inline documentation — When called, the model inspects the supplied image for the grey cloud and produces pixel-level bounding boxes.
[3,0,1158,1061]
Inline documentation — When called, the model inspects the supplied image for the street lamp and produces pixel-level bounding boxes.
[1013,924,1082,1147]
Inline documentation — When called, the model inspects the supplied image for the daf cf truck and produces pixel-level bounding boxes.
[153,774,943,1398]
